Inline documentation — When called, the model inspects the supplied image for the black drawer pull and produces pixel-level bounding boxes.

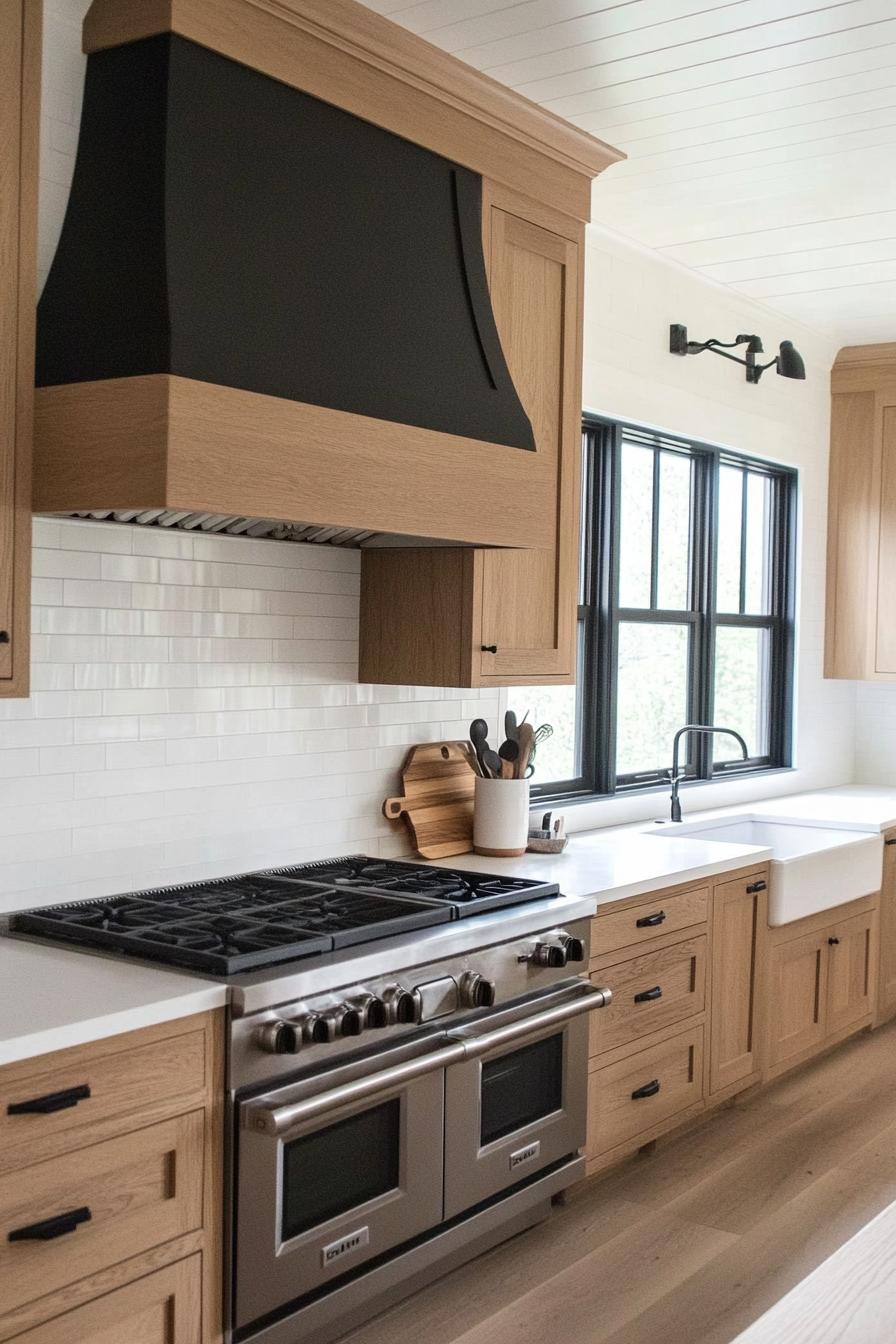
[481,645,498,654]
[746,880,767,894]
[636,911,665,928]
[829,937,840,946]
[0,631,8,644]
[8,1207,91,1242]
[631,1079,660,1100]
[887,839,896,846]
[7,1084,91,1116]
[634,986,663,1003]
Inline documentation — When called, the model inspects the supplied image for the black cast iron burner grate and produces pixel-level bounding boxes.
[10,875,451,975]
[263,856,560,915]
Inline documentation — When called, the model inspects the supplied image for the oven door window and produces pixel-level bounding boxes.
[281,1097,400,1241]
[480,1032,563,1146]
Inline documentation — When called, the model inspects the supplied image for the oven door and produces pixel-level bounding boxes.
[443,981,607,1220]
[236,1035,462,1332]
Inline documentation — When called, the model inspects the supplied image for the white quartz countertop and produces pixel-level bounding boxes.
[748,785,896,831]
[427,831,773,907]
[0,939,227,1067]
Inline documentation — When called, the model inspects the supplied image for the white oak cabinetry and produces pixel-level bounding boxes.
[0,1012,223,1343]
[878,828,896,1024]
[0,0,39,698]
[585,866,768,1175]
[360,186,584,687]
[765,895,877,1079]
[826,343,896,680]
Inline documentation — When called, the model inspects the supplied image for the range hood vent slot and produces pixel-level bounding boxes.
[36,32,535,453]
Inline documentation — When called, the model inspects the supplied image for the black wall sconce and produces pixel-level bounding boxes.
[670,324,805,384]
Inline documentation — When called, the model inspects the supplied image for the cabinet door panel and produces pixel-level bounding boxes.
[0,1113,204,1316]
[10,1255,202,1344]
[710,871,766,1095]
[768,931,827,1068]
[880,833,896,1021]
[877,407,896,674]
[477,209,580,684]
[587,1024,703,1159]
[827,911,873,1036]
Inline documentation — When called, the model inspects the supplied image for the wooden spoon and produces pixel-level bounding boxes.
[516,722,535,779]
[498,739,520,776]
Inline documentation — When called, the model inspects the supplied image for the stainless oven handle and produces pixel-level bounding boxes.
[449,983,612,1059]
[243,1039,468,1137]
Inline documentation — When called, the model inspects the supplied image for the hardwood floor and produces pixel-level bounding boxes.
[339,1020,896,1344]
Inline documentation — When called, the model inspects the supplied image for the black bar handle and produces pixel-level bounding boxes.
[481,645,498,654]
[887,839,896,845]
[631,1079,660,1100]
[636,911,665,928]
[8,1206,91,1242]
[7,1084,91,1116]
[829,937,840,946]
[746,880,767,894]
[634,986,663,1003]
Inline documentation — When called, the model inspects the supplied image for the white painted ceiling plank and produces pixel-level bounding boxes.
[443,0,836,67]
[736,258,896,297]
[660,212,896,266]
[605,91,896,159]
[543,34,896,119]
[701,238,896,283]
[519,19,896,109]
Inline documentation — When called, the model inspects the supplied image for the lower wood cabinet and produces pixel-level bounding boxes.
[765,897,876,1078]
[878,829,896,1023]
[708,869,767,1098]
[9,1255,201,1344]
[586,864,767,1175]
[0,1012,222,1343]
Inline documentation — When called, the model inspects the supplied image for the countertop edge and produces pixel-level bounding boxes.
[0,983,229,1068]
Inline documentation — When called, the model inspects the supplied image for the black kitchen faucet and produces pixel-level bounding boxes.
[668,724,750,822]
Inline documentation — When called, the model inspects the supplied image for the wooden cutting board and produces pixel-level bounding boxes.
[382,741,477,859]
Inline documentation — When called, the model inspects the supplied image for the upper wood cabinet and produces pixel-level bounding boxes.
[360,185,583,687]
[826,343,896,680]
[0,0,39,698]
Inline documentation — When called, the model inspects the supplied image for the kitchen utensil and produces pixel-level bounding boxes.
[504,710,519,743]
[498,739,520,772]
[469,719,490,775]
[516,722,535,778]
[382,741,476,858]
[533,723,553,746]
[482,748,503,779]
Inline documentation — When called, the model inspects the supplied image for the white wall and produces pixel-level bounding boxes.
[1,1,862,912]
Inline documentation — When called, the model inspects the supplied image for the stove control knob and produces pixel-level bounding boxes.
[560,933,586,963]
[381,984,420,1025]
[257,1020,300,1054]
[350,993,389,1029]
[318,1005,363,1039]
[284,1013,333,1045]
[531,939,569,968]
[459,971,496,1009]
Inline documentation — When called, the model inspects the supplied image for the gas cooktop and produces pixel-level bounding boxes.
[8,857,560,976]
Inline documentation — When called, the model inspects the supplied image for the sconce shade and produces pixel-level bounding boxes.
[777,341,805,380]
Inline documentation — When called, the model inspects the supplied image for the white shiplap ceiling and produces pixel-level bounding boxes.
[358,0,896,347]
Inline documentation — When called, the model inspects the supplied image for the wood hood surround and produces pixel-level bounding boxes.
[32,0,622,555]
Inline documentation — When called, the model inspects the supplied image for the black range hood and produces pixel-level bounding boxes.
[36,31,535,454]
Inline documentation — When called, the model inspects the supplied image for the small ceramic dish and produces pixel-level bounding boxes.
[526,835,568,854]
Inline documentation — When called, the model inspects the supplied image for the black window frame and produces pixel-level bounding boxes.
[531,415,796,803]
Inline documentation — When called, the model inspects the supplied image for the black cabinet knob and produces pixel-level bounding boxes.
[0,631,8,644]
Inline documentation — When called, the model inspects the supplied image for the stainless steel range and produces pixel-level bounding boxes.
[8,856,610,1344]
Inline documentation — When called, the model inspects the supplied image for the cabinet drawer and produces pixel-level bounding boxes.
[592,887,708,959]
[8,1254,202,1344]
[0,1113,204,1316]
[587,1024,704,1158]
[589,936,706,1055]
[0,1028,207,1170]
